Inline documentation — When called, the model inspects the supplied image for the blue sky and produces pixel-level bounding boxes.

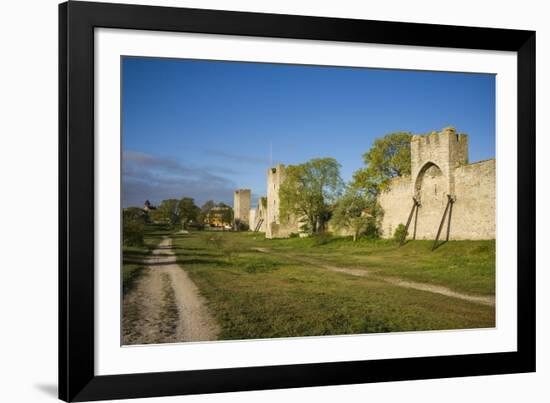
[122,57,495,208]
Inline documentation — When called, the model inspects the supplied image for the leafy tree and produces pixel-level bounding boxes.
[198,200,216,224]
[178,197,200,229]
[150,199,179,228]
[279,157,344,234]
[352,132,412,197]
[217,202,234,227]
[123,207,146,222]
[330,189,370,241]
[122,207,146,246]
[330,188,381,241]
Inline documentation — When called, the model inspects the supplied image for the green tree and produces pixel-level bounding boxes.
[198,200,216,224]
[330,188,380,241]
[217,202,234,227]
[352,132,412,197]
[123,206,146,222]
[150,199,179,228]
[178,197,200,229]
[279,157,344,234]
[122,207,146,246]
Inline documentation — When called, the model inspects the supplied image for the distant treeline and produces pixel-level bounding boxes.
[123,198,233,246]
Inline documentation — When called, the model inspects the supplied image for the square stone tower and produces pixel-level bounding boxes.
[266,164,285,238]
[379,127,494,240]
[410,127,468,198]
[233,189,251,226]
[265,164,302,238]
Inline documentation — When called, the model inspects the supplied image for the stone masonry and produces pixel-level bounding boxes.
[379,127,495,240]
[233,189,251,227]
[250,197,268,232]
[266,164,300,238]
[249,208,257,230]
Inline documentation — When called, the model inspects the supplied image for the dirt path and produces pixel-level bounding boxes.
[253,247,495,307]
[123,238,219,345]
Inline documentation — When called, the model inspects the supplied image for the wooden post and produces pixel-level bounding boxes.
[254,218,264,232]
[413,201,419,240]
[400,198,419,246]
[445,199,454,242]
[432,195,454,251]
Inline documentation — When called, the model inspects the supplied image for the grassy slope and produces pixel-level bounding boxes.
[122,223,171,293]
[172,231,495,341]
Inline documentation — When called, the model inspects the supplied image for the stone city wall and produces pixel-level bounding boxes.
[378,175,414,238]
[451,159,496,240]
[379,128,495,240]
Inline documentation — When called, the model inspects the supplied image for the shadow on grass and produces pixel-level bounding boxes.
[123,259,174,267]
[146,232,174,237]
[122,249,154,257]
[173,252,219,258]
[431,240,448,251]
[176,258,232,266]
[174,246,214,251]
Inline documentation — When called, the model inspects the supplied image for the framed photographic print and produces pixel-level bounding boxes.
[59,1,535,401]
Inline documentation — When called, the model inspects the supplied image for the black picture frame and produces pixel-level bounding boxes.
[59,1,536,401]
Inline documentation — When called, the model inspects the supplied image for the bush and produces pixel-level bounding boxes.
[364,218,381,239]
[393,223,408,242]
[123,220,144,246]
[234,219,249,231]
[122,207,146,246]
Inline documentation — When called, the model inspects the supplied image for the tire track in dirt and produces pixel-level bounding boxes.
[123,237,219,345]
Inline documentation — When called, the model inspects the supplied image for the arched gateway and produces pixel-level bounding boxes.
[378,127,495,241]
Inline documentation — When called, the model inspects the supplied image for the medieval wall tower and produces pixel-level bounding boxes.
[411,127,468,198]
[266,164,300,238]
[266,164,284,238]
[233,189,251,227]
[379,127,495,240]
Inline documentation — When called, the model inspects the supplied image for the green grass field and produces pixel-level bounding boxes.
[171,231,495,340]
